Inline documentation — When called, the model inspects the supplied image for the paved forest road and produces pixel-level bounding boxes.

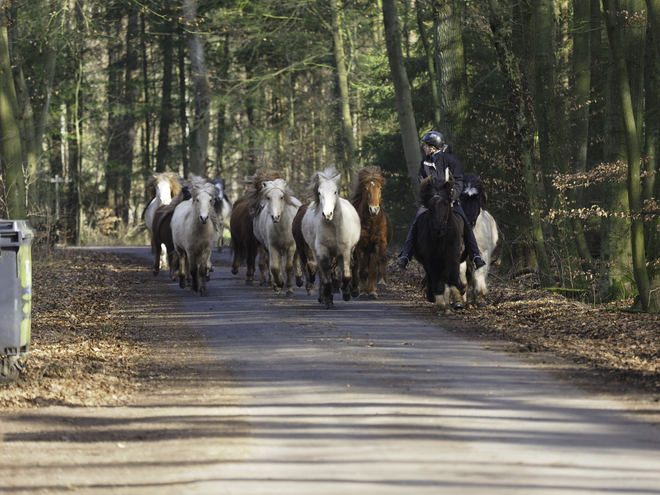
[2,246,660,494]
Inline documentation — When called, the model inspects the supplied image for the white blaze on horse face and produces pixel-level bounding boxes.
[445,167,450,183]
[214,183,224,202]
[368,181,381,216]
[158,182,173,205]
[319,180,338,221]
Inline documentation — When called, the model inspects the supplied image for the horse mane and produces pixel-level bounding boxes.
[419,171,455,208]
[307,166,341,208]
[145,172,182,201]
[262,178,299,207]
[350,166,385,209]
[245,168,281,216]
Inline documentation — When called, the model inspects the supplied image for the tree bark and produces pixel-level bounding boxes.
[330,0,358,176]
[182,0,211,177]
[432,0,470,163]
[178,21,188,178]
[381,0,422,202]
[0,7,26,218]
[155,8,175,174]
[415,0,441,129]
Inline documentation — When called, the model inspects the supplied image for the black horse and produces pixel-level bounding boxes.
[413,169,467,315]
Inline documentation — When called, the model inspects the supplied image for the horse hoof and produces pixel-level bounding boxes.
[351,290,360,298]
[452,302,464,311]
[153,269,159,276]
[377,283,387,292]
[476,301,487,309]
[295,278,304,288]
[179,279,186,289]
[231,267,239,275]
[286,291,294,298]
[325,301,335,309]
[359,293,368,300]
[343,293,351,302]
[368,293,378,300]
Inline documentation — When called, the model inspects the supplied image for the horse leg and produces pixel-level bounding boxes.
[474,265,488,308]
[178,249,187,290]
[435,284,452,316]
[190,254,200,293]
[199,258,210,297]
[269,249,283,294]
[168,250,180,281]
[153,239,162,276]
[231,237,241,275]
[258,244,270,286]
[367,255,378,299]
[319,256,334,308]
[293,251,304,289]
[284,246,296,297]
[339,255,352,302]
[356,250,369,299]
[375,240,388,291]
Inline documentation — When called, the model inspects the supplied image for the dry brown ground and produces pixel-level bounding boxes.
[0,247,658,410]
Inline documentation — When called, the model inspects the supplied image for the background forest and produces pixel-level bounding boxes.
[1,0,659,313]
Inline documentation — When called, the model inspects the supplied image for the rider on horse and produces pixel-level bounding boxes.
[397,131,486,270]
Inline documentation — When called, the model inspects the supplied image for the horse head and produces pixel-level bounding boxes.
[309,167,341,222]
[351,166,385,217]
[262,179,287,223]
[460,173,486,228]
[190,179,216,225]
[421,168,455,237]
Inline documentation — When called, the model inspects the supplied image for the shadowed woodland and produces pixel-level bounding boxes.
[1,0,660,312]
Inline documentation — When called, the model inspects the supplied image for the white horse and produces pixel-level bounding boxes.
[210,178,232,252]
[171,178,219,297]
[144,172,181,273]
[255,179,303,297]
[302,166,361,308]
[459,174,499,308]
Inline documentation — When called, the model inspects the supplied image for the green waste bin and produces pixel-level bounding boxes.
[0,219,36,381]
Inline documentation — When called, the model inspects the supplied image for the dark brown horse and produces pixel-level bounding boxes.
[229,169,280,285]
[292,203,317,295]
[151,192,187,279]
[349,166,393,299]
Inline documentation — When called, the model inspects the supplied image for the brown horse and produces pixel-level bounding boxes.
[229,169,280,285]
[349,166,393,299]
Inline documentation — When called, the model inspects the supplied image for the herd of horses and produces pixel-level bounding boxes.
[142,165,498,314]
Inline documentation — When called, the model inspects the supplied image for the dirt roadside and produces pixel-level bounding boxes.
[1,247,659,423]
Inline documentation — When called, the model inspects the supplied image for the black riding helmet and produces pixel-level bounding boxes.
[421,131,445,150]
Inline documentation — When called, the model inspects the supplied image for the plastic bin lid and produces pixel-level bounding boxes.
[0,220,36,245]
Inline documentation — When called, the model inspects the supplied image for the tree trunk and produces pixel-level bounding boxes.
[182,0,210,177]
[330,0,357,175]
[567,0,595,273]
[381,0,422,202]
[487,0,553,287]
[178,21,189,178]
[0,8,26,218]
[141,12,151,179]
[602,0,657,312]
[214,34,230,178]
[432,0,470,163]
[155,9,175,174]
[415,0,441,129]
[648,0,660,63]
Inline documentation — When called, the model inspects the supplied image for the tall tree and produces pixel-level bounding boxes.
[155,8,175,174]
[602,0,657,312]
[0,6,26,218]
[381,0,422,202]
[330,0,358,175]
[416,0,441,129]
[487,0,553,286]
[433,0,470,162]
[183,0,211,177]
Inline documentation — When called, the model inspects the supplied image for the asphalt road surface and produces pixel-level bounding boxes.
[2,246,660,494]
